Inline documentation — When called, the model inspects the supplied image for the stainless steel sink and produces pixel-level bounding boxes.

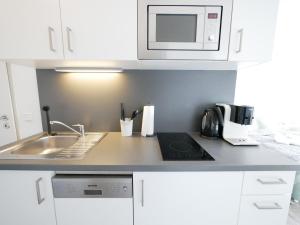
[10,136,79,156]
[0,133,106,160]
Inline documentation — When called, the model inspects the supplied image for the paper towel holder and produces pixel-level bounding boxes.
[141,105,155,137]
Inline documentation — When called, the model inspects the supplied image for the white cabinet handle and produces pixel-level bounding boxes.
[253,202,282,210]
[48,27,56,52]
[66,27,74,52]
[235,29,244,53]
[35,177,45,205]
[257,178,286,185]
[141,179,144,207]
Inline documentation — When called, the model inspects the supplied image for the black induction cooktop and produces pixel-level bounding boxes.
[157,133,215,161]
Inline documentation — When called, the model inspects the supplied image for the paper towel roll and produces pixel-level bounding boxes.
[141,105,154,137]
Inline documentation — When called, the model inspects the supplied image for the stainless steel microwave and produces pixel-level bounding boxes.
[138,0,233,60]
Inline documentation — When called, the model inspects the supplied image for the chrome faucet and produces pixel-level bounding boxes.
[50,121,85,136]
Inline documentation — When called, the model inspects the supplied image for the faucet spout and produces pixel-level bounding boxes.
[49,121,85,136]
[72,124,85,137]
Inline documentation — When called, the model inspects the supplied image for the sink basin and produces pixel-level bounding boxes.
[0,133,106,160]
[10,136,79,156]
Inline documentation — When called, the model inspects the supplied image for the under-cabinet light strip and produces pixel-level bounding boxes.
[55,67,123,73]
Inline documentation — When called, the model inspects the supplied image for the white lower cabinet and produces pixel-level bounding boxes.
[242,171,296,195]
[133,172,244,225]
[133,171,295,225]
[238,195,291,225]
[0,170,295,225]
[0,171,56,225]
[238,171,295,225]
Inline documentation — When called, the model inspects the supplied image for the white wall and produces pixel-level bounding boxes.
[235,0,300,131]
[8,64,43,139]
[0,62,17,146]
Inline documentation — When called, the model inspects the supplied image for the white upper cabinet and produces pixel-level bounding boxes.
[0,0,279,64]
[60,0,137,60]
[229,0,280,62]
[0,0,64,59]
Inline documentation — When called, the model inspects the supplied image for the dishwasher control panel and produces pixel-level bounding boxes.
[52,175,132,198]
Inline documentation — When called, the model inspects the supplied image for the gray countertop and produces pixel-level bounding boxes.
[0,132,299,172]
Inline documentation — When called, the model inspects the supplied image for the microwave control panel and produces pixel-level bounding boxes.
[204,7,222,50]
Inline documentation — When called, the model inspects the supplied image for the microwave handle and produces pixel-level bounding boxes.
[236,29,244,53]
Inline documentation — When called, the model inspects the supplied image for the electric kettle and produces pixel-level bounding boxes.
[200,107,224,138]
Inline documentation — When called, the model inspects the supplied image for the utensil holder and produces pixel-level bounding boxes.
[120,119,133,137]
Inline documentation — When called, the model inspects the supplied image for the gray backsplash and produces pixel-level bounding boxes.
[37,70,236,132]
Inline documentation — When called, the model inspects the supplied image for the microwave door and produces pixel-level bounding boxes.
[148,6,205,50]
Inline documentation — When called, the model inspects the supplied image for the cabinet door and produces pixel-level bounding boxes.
[60,0,137,60]
[134,172,243,225]
[229,0,279,61]
[238,195,291,225]
[0,0,63,59]
[0,171,57,225]
[0,62,17,146]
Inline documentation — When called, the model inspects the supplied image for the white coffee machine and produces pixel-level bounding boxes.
[216,103,259,146]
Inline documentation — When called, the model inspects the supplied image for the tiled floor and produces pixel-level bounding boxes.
[288,202,300,225]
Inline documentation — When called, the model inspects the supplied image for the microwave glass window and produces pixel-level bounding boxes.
[156,14,197,42]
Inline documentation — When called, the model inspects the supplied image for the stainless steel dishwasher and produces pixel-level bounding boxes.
[52,175,133,225]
